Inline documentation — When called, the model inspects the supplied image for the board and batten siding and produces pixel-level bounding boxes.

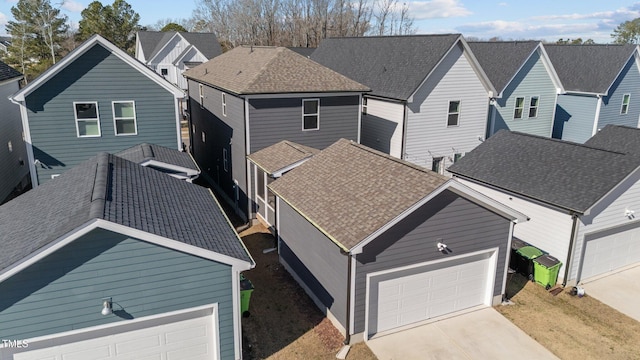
[0,228,236,360]
[490,49,557,137]
[360,97,405,158]
[248,95,360,153]
[597,55,640,130]
[403,43,489,171]
[353,189,511,334]
[277,201,349,333]
[570,169,640,281]
[148,35,188,87]
[25,44,179,185]
[0,79,29,203]
[553,94,599,143]
[188,79,248,220]
[456,178,573,278]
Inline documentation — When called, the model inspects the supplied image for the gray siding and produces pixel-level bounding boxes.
[188,80,248,219]
[598,56,640,130]
[0,228,236,359]
[0,79,29,203]
[248,95,359,153]
[25,44,179,185]
[278,201,349,329]
[353,190,511,334]
[553,94,599,143]
[491,50,557,137]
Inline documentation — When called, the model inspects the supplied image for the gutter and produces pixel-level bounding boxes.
[562,213,580,287]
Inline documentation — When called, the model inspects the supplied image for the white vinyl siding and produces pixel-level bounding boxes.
[360,98,405,158]
[74,102,101,137]
[112,101,137,135]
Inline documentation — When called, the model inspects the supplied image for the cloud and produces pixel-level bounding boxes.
[61,0,85,13]
[531,4,640,23]
[497,2,507,6]
[408,0,472,20]
[456,20,603,40]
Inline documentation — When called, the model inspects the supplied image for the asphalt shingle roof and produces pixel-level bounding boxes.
[247,141,319,175]
[268,139,448,250]
[184,46,369,95]
[447,130,640,213]
[0,152,252,272]
[116,143,199,171]
[468,41,540,94]
[585,124,640,156]
[0,60,22,82]
[310,34,462,100]
[137,31,222,61]
[544,44,637,94]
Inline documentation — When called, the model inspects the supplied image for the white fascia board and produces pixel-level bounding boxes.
[0,75,23,87]
[495,44,543,98]
[272,157,313,178]
[537,44,565,94]
[10,98,38,187]
[603,48,639,97]
[139,159,200,176]
[582,165,640,217]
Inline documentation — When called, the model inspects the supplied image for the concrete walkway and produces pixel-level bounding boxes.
[581,265,640,322]
[367,308,557,360]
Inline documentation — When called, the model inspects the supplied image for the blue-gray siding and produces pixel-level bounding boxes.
[248,96,360,153]
[25,44,179,185]
[0,228,236,359]
[490,50,557,137]
[353,190,511,334]
[598,56,640,129]
[277,201,348,329]
[0,79,29,203]
[553,94,598,143]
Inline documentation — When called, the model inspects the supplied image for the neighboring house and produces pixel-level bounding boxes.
[448,129,640,285]
[247,140,318,229]
[468,41,564,138]
[135,31,222,93]
[0,61,29,204]
[269,139,526,341]
[0,152,254,360]
[0,36,11,53]
[117,142,200,182]
[287,47,315,57]
[545,44,640,143]
[311,34,496,173]
[183,46,369,221]
[9,34,185,187]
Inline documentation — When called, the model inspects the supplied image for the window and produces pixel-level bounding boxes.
[514,97,525,119]
[112,101,137,135]
[199,84,204,109]
[621,94,631,115]
[256,168,265,200]
[7,141,12,153]
[432,157,443,174]
[192,124,196,134]
[221,93,227,116]
[160,68,168,76]
[223,148,228,172]
[74,102,101,137]
[528,96,539,118]
[302,99,320,130]
[454,153,463,163]
[447,101,460,126]
[362,97,368,115]
[201,131,206,143]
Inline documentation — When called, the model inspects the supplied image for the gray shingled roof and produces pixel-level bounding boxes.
[268,139,448,250]
[117,143,199,171]
[184,46,369,95]
[585,124,640,156]
[0,153,252,272]
[288,47,315,57]
[448,130,640,213]
[310,34,462,100]
[137,31,222,61]
[468,41,539,94]
[0,60,22,82]
[544,44,637,94]
[247,140,319,175]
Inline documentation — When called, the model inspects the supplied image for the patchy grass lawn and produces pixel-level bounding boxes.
[497,273,640,360]
[239,224,377,360]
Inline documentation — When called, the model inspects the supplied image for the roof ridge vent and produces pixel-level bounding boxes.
[141,143,154,159]
[90,152,111,219]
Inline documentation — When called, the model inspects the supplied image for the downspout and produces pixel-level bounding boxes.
[343,251,353,345]
[562,213,580,287]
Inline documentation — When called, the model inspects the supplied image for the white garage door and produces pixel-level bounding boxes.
[372,252,494,335]
[11,308,217,360]
[581,225,640,281]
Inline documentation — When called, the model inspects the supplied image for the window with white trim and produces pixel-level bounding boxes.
[160,68,168,76]
[302,99,320,130]
[528,96,539,118]
[621,94,631,115]
[362,97,368,115]
[223,148,228,172]
[74,102,101,137]
[514,97,525,119]
[112,101,137,135]
[199,84,204,109]
[221,93,227,116]
[447,100,460,126]
[432,157,443,174]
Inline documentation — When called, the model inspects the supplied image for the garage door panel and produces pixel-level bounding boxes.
[582,225,640,280]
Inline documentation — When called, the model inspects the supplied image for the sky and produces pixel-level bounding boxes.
[0,0,639,43]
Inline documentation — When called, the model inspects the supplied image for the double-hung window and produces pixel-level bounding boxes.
[514,97,525,119]
[74,102,101,137]
[221,93,227,116]
[621,94,631,115]
[528,96,539,118]
[199,84,204,109]
[112,101,137,135]
[447,101,460,126]
[302,99,320,130]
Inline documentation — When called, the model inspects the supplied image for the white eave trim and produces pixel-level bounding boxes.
[9,34,185,103]
[148,32,186,64]
[603,48,639,97]
[538,44,565,94]
[140,159,200,176]
[582,164,640,217]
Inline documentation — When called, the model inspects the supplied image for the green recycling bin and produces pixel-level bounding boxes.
[240,274,254,317]
[515,245,544,280]
[533,254,562,290]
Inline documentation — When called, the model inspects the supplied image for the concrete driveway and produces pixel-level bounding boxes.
[367,308,557,360]
[581,265,640,322]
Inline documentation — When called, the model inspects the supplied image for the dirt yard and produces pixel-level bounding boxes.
[239,224,377,360]
[497,273,640,360]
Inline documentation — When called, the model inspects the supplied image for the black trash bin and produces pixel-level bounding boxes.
[515,245,544,280]
[510,237,528,270]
